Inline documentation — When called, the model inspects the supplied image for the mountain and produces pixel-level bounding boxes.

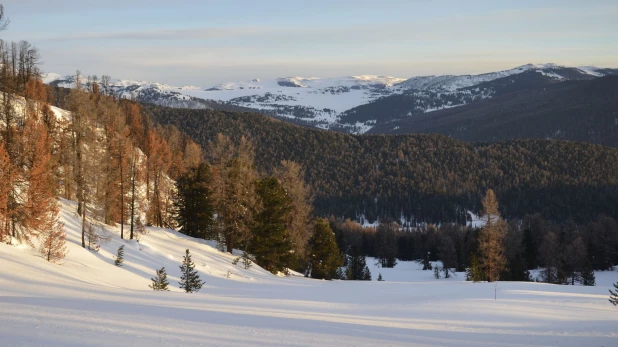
[142,104,618,225]
[368,75,618,147]
[42,64,618,135]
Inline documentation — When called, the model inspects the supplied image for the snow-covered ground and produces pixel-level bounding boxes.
[41,63,615,134]
[1,199,617,346]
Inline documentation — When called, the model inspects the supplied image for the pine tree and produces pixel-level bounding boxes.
[377,273,384,281]
[149,267,170,291]
[539,231,561,284]
[233,251,254,269]
[478,190,507,282]
[211,135,257,253]
[422,252,433,270]
[308,218,343,280]
[114,245,124,267]
[179,249,204,293]
[249,176,294,274]
[375,222,398,268]
[174,162,216,239]
[440,234,457,278]
[466,253,484,282]
[610,282,618,306]
[578,261,596,286]
[345,245,371,280]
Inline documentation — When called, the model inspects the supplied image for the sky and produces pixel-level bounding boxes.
[2,0,618,86]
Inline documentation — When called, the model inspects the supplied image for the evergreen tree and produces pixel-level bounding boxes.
[308,218,343,280]
[377,273,384,281]
[114,245,124,267]
[578,261,596,286]
[422,252,433,270]
[211,135,257,253]
[466,253,484,282]
[249,177,294,274]
[563,236,586,285]
[434,266,441,279]
[232,251,254,269]
[375,222,398,268]
[539,232,560,284]
[610,282,618,306]
[440,234,457,278]
[179,249,204,293]
[346,245,371,280]
[149,267,170,291]
[174,163,216,239]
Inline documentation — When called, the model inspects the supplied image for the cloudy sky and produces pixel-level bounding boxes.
[2,0,617,86]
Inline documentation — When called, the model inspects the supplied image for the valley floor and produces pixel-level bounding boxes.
[1,199,617,346]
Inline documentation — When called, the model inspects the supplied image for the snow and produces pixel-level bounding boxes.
[577,66,604,77]
[537,70,566,80]
[1,199,617,346]
[467,211,488,229]
[41,63,611,135]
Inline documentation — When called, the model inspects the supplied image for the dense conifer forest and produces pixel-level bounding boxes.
[142,105,618,225]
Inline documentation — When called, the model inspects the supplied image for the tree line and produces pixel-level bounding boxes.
[329,189,617,284]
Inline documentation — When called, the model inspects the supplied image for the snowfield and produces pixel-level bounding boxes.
[41,64,615,134]
[1,199,617,346]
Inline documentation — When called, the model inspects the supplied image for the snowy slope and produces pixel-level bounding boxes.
[42,63,616,134]
[1,198,618,346]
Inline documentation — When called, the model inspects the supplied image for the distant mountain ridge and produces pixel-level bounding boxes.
[42,64,618,134]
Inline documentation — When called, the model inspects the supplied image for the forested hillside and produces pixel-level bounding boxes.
[369,76,618,147]
[143,105,618,225]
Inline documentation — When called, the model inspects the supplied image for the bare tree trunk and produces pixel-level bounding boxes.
[120,149,124,239]
[81,201,86,248]
[129,150,136,240]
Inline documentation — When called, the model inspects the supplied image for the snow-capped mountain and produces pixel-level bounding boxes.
[42,64,617,134]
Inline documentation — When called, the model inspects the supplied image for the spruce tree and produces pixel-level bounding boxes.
[377,273,384,281]
[578,261,596,286]
[466,253,484,282]
[249,177,294,274]
[345,245,371,280]
[150,267,170,291]
[375,222,398,268]
[179,249,204,293]
[309,218,343,280]
[610,282,618,306]
[114,245,124,267]
[174,163,216,239]
[422,252,432,270]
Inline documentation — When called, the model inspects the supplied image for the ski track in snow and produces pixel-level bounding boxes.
[1,198,617,346]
